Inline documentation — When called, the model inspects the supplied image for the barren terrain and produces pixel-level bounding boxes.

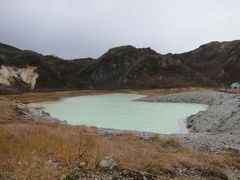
[0,89,240,179]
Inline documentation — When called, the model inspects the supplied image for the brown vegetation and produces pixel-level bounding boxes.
[0,97,20,124]
[5,87,211,103]
[0,123,239,179]
[0,90,239,179]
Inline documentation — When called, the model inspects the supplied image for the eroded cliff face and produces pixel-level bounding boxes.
[0,65,38,89]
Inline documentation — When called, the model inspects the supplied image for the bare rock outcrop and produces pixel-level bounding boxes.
[0,65,38,90]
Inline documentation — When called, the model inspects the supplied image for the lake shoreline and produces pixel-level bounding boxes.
[139,92,240,151]
[34,93,206,134]
[95,91,240,151]
[2,89,240,178]
[5,87,211,103]
[15,89,240,151]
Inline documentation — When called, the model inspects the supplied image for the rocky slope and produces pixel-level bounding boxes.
[0,40,239,92]
[0,65,38,89]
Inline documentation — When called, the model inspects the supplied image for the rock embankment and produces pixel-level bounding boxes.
[17,104,66,124]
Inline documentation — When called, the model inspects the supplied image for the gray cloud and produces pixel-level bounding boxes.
[0,0,240,59]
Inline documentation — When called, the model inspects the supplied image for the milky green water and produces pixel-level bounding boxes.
[34,94,207,134]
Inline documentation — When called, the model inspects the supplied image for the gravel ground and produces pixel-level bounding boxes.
[99,92,240,151]
[140,91,240,134]
[139,91,240,151]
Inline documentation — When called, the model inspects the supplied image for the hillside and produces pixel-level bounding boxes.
[0,40,239,92]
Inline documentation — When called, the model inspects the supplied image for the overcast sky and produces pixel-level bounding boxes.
[0,0,239,59]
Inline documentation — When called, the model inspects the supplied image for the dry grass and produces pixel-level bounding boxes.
[5,87,212,103]
[0,123,239,179]
[0,97,20,124]
[5,90,110,103]
[0,89,235,179]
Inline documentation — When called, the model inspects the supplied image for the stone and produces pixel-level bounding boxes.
[45,159,58,170]
[143,176,148,180]
[99,156,116,170]
[79,162,86,168]
[60,174,67,180]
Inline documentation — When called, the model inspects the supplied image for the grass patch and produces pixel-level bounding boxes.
[162,138,182,149]
[148,134,161,142]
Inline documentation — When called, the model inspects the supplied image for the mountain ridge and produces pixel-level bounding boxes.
[0,40,239,93]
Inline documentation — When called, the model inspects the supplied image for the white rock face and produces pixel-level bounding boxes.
[0,65,38,89]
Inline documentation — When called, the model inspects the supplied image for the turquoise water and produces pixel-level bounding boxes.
[34,94,207,134]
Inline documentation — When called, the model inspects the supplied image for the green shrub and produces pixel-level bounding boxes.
[162,138,182,149]
[148,134,161,142]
